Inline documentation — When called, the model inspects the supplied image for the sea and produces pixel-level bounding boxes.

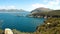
[0,13,44,32]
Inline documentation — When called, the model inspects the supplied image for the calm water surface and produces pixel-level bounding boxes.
[0,13,44,32]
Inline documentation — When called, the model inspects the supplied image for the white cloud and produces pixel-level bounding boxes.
[56,0,59,1]
[48,1,57,5]
[32,3,47,8]
[32,0,60,10]
[43,0,48,2]
[49,1,59,5]
[0,5,16,10]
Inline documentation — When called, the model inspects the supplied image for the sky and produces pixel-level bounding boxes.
[0,0,60,11]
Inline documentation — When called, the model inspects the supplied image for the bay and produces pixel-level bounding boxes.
[0,13,44,32]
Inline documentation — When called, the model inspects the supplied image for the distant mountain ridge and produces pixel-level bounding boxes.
[0,9,28,12]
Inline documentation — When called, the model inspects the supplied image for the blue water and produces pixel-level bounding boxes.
[0,13,44,32]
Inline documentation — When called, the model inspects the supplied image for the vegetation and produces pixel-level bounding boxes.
[48,10,60,16]
[0,29,4,34]
[35,18,60,34]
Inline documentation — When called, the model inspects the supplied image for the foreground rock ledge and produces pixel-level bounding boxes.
[5,28,13,34]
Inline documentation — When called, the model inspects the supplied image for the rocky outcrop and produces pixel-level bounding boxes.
[5,28,13,34]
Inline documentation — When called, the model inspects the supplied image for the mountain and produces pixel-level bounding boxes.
[0,9,30,16]
[31,7,52,13]
[0,9,28,12]
[28,7,52,17]
[28,7,60,18]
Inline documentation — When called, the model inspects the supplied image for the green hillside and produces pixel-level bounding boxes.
[35,18,60,34]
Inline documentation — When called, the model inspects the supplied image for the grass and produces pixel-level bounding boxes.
[35,18,60,34]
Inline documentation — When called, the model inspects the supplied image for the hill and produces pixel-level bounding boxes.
[31,7,52,13]
[29,8,60,18]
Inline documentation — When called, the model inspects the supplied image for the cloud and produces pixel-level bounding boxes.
[32,3,47,8]
[32,0,60,10]
[43,0,48,2]
[0,5,16,10]
[44,0,60,3]
[49,0,59,5]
